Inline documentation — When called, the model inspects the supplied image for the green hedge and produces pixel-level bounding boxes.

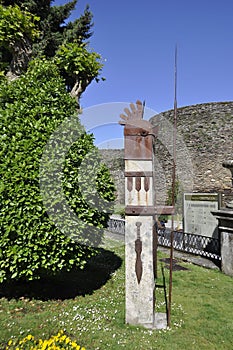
[0,59,115,282]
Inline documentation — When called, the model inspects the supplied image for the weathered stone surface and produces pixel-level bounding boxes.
[100,102,233,204]
[211,209,233,277]
[99,149,125,204]
[125,215,155,326]
[150,101,233,194]
[221,231,233,277]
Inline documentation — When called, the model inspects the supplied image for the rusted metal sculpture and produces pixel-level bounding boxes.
[120,100,158,327]
[120,100,175,328]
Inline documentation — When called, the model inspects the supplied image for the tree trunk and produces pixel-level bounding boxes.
[6,36,32,80]
[70,78,91,103]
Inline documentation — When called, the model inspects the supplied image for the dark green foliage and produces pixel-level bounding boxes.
[0,1,103,100]
[0,59,115,282]
[0,0,93,72]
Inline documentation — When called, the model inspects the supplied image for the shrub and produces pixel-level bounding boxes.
[0,59,115,282]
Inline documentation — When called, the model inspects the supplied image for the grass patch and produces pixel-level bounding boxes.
[0,237,233,349]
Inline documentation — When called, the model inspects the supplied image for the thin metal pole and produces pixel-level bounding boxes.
[142,100,145,118]
[167,45,178,328]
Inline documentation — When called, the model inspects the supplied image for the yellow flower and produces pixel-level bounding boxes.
[26,334,34,341]
[65,336,71,344]
[6,330,86,350]
[41,340,49,350]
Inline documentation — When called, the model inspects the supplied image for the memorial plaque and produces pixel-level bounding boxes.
[183,193,220,238]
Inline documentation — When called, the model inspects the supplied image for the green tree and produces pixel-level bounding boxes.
[0,59,115,282]
[0,4,40,77]
[0,1,103,100]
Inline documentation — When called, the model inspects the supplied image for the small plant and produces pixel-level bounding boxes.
[166,179,179,206]
[6,330,85,350]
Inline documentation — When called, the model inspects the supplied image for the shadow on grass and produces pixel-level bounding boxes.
[0,248,122,301]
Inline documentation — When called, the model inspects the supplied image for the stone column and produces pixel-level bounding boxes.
[211,210,233,276]
[119,101,158,328]
[212,160,233,277]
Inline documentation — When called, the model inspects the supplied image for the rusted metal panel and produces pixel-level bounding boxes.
[124,129,153,160]
[144,177,150,192]
[125,171,153,177]
[127,177,133,192]
[125,206,155,215]
[135,177,141,192]
[157,206,175,215]
[125,205,175,216]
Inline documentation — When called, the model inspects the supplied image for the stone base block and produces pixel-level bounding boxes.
[127,313,168,330]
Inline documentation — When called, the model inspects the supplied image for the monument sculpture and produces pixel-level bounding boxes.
[119,101,172,329]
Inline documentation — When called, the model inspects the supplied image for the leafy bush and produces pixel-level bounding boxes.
[55,42,104,95]
[0,4,40,49]
[0,59,115,282]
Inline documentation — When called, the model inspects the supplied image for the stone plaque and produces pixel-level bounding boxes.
[183,193,220,238]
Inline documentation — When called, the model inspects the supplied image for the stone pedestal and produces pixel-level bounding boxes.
[119,101,168,329]
[125,215,155,327]
[211,209,233,277]
[119,102,156,328]
[124,148,156,327]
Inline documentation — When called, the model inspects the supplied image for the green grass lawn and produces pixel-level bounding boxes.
[0,236,233,349]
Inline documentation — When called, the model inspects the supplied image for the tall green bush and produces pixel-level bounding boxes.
[0,59,115,282]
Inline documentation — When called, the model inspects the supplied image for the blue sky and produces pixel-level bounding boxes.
[53,0,233,147]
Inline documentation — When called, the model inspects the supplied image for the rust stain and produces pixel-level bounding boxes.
[124,130,153,160]
[145,191,148,206]
[135,177,141,205]
[144,177,150,192]
[135,177,141,192]
[127,177,133,192]
[137,191,141,205]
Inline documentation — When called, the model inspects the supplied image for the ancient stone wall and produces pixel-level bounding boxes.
[99,101,233,205]
[99,149,125,204]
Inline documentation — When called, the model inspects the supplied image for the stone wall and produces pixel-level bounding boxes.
[99,101,233,205]
[99,149,125,204]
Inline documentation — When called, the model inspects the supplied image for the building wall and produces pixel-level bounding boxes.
[100,101,233,205]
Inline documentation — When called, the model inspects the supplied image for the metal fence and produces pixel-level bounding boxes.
[107,217,125,235]
[107,218,221,261]
[157,229,221,261]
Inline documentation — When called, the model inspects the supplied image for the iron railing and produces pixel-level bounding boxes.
[157,229,221,260]
[107,218,221,261]
[108,217,125,235]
